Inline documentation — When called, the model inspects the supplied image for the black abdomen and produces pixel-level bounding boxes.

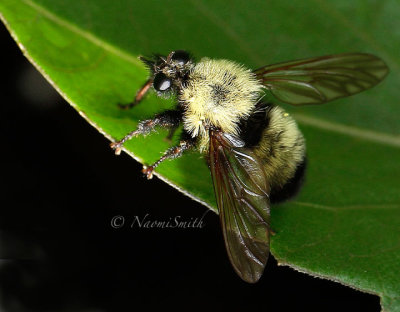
[270,157,306,204]
[239,102,307,204]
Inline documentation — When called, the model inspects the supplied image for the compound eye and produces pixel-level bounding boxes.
[171,50,190,65]
[153,73,172,92]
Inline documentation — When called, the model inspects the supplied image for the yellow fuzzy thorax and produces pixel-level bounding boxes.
[180,58,263,151]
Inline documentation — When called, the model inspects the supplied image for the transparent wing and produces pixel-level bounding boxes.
[209,131,271,283]
[254,53,389,105]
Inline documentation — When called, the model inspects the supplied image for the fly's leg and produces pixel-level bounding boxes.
[110,109,182,155]
[118,78,153,110]
[142,135,195,179]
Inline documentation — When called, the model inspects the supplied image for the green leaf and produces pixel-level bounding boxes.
[1,0,399,310]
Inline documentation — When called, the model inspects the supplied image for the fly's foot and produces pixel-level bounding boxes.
[142,165,154,179]
[110,141,123,155]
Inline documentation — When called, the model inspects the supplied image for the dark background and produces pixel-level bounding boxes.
[0,23,380,312]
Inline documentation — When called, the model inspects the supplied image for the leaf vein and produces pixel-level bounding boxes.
[294,113,400,148]
[23,0,141,67]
